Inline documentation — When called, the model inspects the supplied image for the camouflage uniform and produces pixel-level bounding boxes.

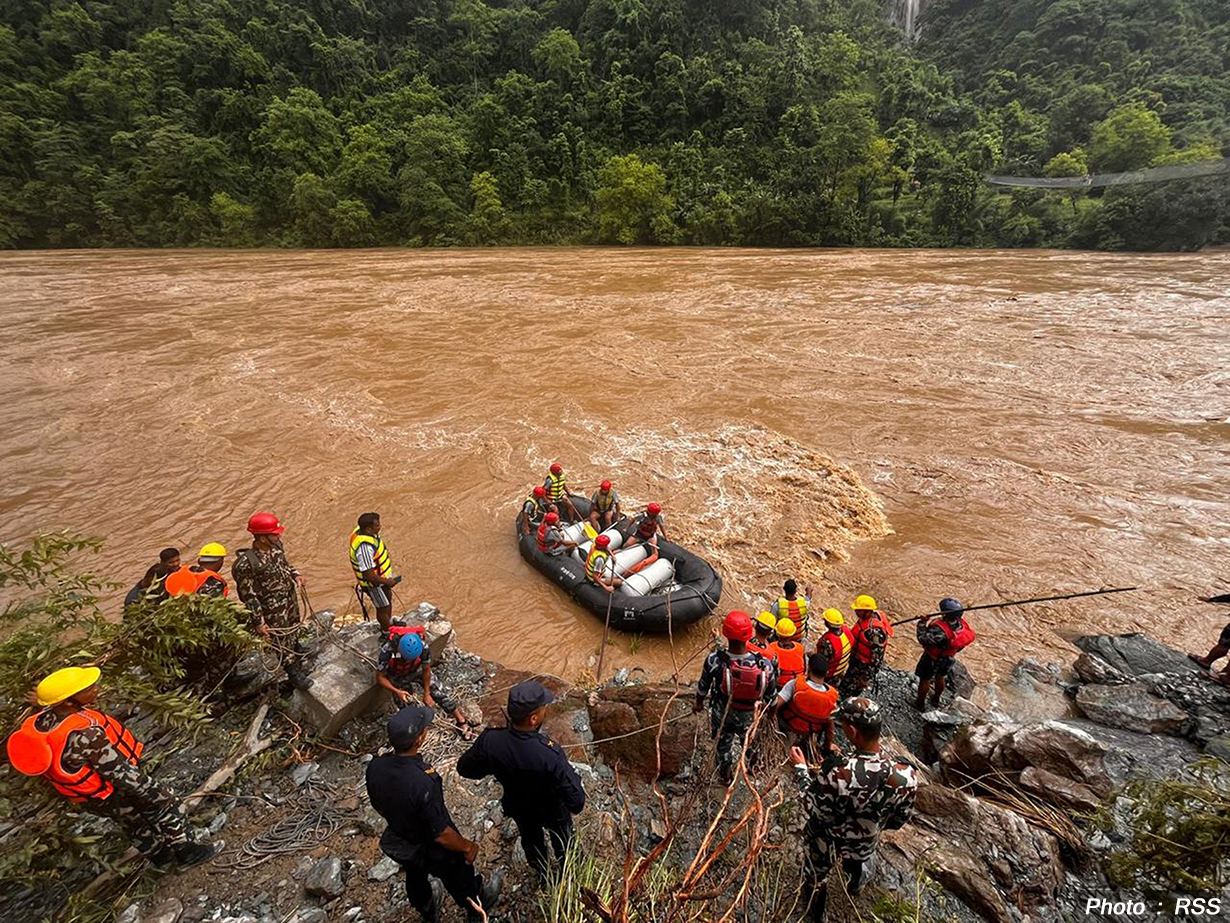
[696,649,777,781]
[232,542,309,677]
[839,624,888,698]
[794,744,918,922]
[377,628,459,712]
[36,709,192,857]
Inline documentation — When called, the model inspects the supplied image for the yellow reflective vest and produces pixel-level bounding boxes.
[545,471,568,501]
[349,530,392,587]
[585,547,612,583]
[775,596,809,636]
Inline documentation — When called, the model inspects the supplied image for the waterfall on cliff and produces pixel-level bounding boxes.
[889,0,923,40]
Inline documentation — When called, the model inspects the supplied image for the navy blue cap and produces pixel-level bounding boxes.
[508,681,555,719]
[388,704,435,750]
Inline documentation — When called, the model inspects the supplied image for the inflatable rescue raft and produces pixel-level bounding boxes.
[516,497,722,632]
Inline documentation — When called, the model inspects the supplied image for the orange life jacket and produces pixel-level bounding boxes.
[165,564,229,598]
[782,681,839,735]
[927,619,976,659]
[818,627,853,678]
[748,637,776,659]
[850,612,893,664]
[8,708,142,802]
[770,641,806,687]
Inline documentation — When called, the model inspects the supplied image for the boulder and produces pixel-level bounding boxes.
[368,856,400,882]
[1133,670,1230,744]
[940,719,1113,797]
[881,780,1064,923]
[1205,736,1230,763]
[1072,652,1129,686]
[1074,682,1188,735]
[1074,634,1197,679]
[290,622,384,738]
[303,857,344,899]
[225,650,283,700]
[1060,719,1202,785]
[1017,766,1101,812]
[589,685,703,778]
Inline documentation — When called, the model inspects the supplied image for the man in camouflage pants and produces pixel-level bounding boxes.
[232,511,312,687]
[6,667,217,868]
[791,697,918,922]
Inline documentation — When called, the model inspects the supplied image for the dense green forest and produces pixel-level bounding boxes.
[0,0,1226,250]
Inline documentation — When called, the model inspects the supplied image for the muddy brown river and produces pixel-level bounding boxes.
[1,247,1227,684]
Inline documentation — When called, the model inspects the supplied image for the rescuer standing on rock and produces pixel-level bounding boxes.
[841,595,893,696]
[457,681,585,880]
[232,512,312,688]
[790,697,918,923]
[376,622,473,738]
[164,543,229,598]
[774,650,838,755]
[914,597,976,709]
[349,511,402,629]
[773,579,811,638]
[695,611,776,786]
[366,705,501,923]
[816,609,853,683]
[749,611,778,658]
[4,667,219,868]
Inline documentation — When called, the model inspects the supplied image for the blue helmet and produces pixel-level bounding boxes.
[399,632,425,661]
[939,598,965,617]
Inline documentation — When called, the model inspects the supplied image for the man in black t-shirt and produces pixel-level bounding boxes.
[365,705,500,922]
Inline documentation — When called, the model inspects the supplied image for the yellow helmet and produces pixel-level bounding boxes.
[853,594,877,612]
[822,608,846,627]
[199,542,227,559]
[775,618,797,639]
[755,611,777,631]
[35,666,101,706]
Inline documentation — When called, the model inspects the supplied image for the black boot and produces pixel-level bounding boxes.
[174,840,221,869]
[416,881,443,923]
[469,870,503,922]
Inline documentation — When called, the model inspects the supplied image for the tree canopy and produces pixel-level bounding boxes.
[0,0,1226,251]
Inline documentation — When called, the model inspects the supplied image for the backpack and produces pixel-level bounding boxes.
[719,654,767,711]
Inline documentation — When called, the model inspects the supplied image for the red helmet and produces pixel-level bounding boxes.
[544,511,560,524]
[595,534,611,548]
[247,512,285,535]
[533,486,547,498]
[722,610,754,642]
[601,479,612,491]
[550,463,563,475]
[647,502,662,517]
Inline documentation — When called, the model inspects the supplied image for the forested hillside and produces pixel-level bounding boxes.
[0,0,1226,250]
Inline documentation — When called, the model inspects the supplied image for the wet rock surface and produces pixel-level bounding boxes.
[51,615,1229,923]
[1073,681,1189,734]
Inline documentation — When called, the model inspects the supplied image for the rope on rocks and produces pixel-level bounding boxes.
[215,778,351,871]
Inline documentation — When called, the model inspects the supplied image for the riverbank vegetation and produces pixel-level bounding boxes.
[0,0,1227,251]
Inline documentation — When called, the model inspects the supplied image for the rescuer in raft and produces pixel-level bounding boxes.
[622,502,667,574]
[589,479,622,530]
[4,666,219,868]
[519,485,554,535]
[542,463,580,522]
[914,598,976,709]
[164,542,229,598]
[349,511,402,630]
[536,511,580,556]
[584,533,624,592]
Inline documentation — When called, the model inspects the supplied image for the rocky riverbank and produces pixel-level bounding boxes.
[113,606,1227,923]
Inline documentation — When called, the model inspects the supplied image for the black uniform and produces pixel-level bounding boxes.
[457,725,586,875]
[365,752,483,920]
